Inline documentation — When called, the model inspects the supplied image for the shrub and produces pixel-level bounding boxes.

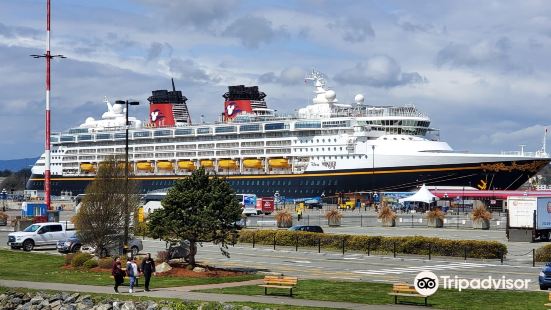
[98,258,114,269]
[71,252,93,268]
[324,208,342,220]
[156,250,169,263]
[275,209,293,228]
[83,259,99,269]
[64,253,75,266]
[378,204,396,223]
[536,244,551,262]
[237,229,507,259]
[471,205,492,222]
[427,208,446,221]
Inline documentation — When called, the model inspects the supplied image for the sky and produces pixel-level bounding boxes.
[1,0,551,160]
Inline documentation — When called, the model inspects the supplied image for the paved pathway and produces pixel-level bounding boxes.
[0,279,420,310]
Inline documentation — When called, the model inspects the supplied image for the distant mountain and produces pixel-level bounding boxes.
[0,157,38,171]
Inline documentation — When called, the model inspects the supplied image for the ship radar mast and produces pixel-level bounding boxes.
[304,69,328,94]
[304,69,338,105]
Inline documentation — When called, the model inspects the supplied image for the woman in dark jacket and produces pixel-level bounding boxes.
[141,253,156,291]
[111,257,125,293]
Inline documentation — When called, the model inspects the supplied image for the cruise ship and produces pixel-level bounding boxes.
[27,70,550,198]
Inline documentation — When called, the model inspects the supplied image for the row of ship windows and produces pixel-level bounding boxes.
[144,179,340,187]
[299,147,343,152]
[57,130,349,144]
[299,138,338,144]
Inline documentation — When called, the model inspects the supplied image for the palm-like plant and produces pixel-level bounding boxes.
[275,209,293,228]
[426,207,445,228]
[471,205,492,230]
[471,205,492,221]
[324,208,342,226]
[378,203,396,226]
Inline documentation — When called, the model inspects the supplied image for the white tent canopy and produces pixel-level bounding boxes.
[399,184,439,204]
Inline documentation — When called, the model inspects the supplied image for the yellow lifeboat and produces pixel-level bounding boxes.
[177,160,195,170]
[136,161,153,171]
[243,159,263,169]
[200,160,214,168]
[218,159,238,169]
[80,163,95,172]
[157,161,173,170]
[268,158,289,168]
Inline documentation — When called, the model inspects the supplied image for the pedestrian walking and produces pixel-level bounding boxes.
[297,208,303,221]
[126,257,139,293]
[141,253,156,291]
[111,257,125,293]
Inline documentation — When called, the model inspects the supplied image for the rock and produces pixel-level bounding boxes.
[50,300,62,309]
[61,305,77,310]
[135,303,147,310]
[0,294,8,302]
[11,297,23,305]
[222,304,234,310]
[49,293,62,303]
[192,267,206,272]
[121,302,136,310]
[93,304,112,310]
[76,302,92,310]
[145,302,158,310]
[30,297,44,305]
[112,302,121,310]
[77,295,91,303]
[64,294,80,304]
[60,293,70,302]
[155,262,172,273]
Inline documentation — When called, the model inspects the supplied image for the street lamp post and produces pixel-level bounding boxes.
[371,145,375,208]
[116,100,139,255]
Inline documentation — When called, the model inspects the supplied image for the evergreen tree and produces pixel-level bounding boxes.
[148,168,242,266]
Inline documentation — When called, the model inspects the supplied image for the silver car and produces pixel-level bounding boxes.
[81,236,143,257]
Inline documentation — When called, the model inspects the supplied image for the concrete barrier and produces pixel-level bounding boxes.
[256,220,277,227]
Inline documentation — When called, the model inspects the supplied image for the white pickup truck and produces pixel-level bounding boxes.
[7,222,74,251]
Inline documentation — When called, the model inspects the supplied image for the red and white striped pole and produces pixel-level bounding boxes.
[45,0,51,210]
[32,0,64,211]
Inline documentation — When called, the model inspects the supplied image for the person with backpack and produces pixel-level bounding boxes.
[111,257,125,293]
[126,256,139,293]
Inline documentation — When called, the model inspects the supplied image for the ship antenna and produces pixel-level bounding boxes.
[171,78,176,92]
[30,0,66,211]
[544,127,548,156]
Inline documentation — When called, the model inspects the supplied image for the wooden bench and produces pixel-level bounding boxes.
[545,292,551,307]
[259,276,298,297]
[388,283,428,306]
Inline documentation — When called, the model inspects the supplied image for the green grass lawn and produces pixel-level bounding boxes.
[0,249,260,288]
[200,279,550,310]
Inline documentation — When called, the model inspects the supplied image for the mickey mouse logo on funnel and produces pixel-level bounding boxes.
[414,271,439,296]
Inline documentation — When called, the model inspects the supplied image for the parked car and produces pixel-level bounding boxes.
[57,233,82,253]
[305,201,323,209]
[288,225,324,233]
[81,236,143,257]
[539,263,551,290]
[7,222,74,251]
[232,218,247,230]
[166,239,191,262]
